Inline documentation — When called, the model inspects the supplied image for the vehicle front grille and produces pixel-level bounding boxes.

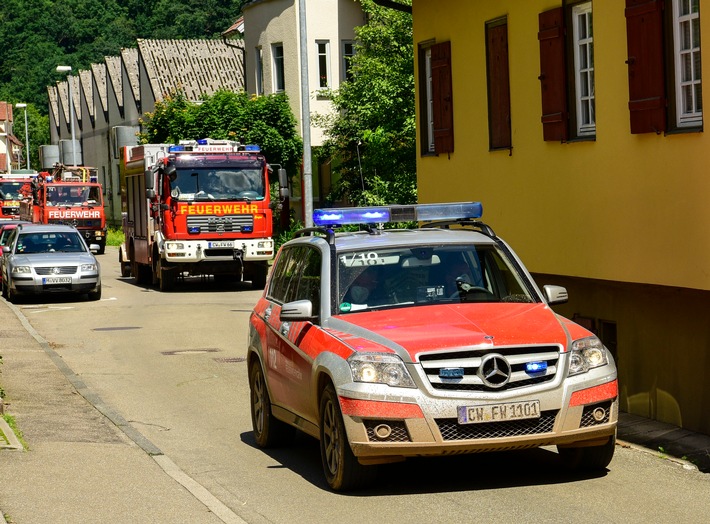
[2,207,19,216]
[436,410,558,441]
[580,401,612,427]
[49,218,101,228]
[35,266,77,275]
[419,345,561,392]
[186,214,254,233]
[364,420,411,442]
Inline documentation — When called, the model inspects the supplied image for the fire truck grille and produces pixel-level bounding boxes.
[419,346,561,392]
[35,266,77,275]
[436,410,558,441]
[48,218,101,228]
[186,215,254,233]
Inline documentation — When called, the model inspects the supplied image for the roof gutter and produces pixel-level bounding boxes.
[372,0,412,14]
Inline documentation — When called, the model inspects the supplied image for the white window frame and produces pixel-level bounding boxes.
[272,44,285,93]
[424,47,435,153]
[572,2,595,136]
[316,40,331,89]
[342,40,355,81]
[255,47,264,96]
[673,0,702,127]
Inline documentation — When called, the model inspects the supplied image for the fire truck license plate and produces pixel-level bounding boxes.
[457,400,540,424]
[208,241,234,248]
[43,277,71,285]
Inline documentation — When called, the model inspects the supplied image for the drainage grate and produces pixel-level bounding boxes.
[161,348,221,355]
[213,357,247,363]
[92,327,142,331]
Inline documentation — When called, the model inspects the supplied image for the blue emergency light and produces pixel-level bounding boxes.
[312,202,483,227]
[244,145,261,152]
[525,361,548,374]
[168,145,186,152]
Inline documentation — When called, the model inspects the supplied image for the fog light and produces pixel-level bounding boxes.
[373,424,392,440]
[592,407,607,422]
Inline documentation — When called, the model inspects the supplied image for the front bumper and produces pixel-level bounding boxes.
[10,272,100,295]
[337,372,618,464]
[162,238,274,263]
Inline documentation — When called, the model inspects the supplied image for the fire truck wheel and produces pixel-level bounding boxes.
[250,264,268,290]
[120,262,131,278]
[319,384,377,491]
[249,360,294,448]
[159,267,176,292]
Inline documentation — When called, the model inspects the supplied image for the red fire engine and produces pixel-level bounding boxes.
[0,173,34,220]
[19,165,107,253]
[119,139,288,291]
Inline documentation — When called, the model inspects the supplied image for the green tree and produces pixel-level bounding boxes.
[139,89,303,180]
[316,0,415,207]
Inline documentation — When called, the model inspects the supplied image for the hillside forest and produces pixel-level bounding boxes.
[0,0,247,112]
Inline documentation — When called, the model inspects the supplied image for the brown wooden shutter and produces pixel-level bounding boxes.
[538,8,568,142]
[487,20,512,150]
[625,0,666,134]
[431,41,454,154]
[0,153,6,172]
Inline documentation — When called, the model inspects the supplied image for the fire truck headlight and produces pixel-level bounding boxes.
[165,242,185,250]
[348,353,416,388]
[257,241,273,249]
[568,336,609,376]
[12,266,31,274]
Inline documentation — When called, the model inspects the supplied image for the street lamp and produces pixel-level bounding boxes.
[15,103,29,170]
[56,65,78,166]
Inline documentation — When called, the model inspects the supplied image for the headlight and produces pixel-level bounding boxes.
[568,336,609,376]
[348,353,416,388]
[12,266,31,274]
[81,263,98,271]
[165,242,185,250]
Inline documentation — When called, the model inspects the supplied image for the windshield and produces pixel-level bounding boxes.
[337,244,535,313]
[0,181,26,200]
[170,167,265,202]
[46,185,102,206]
[15,232,87,254]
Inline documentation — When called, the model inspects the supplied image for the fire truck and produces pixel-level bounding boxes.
[0,172,35,220]
[19,164,107,254]
[119,139,287,291]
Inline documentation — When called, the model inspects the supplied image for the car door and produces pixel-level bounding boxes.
[264,245,322,421]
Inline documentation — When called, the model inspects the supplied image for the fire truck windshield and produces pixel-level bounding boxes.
[170,167,265,202]
[1,181,25,200]
[46,185,102,206]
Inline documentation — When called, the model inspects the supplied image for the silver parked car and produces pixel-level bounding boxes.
[1,223,102,303]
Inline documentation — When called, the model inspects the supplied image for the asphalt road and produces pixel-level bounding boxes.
[7,246,710,523]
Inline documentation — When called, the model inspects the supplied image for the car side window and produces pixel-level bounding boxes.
[267,246,322,312]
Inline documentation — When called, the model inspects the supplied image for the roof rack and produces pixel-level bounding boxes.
[421,219,497,238]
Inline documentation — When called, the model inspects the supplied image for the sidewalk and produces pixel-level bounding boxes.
[1,297,709,522]
[0,298,241,524]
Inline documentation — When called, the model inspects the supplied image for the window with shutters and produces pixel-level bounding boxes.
[672,0,702,128]
[625,0,702,133]
[418,41,454,155]
[538,2,596,141]
[486,17,512,151]
[538,1,596,142]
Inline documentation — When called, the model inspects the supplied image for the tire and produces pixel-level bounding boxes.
[249,360,294,448]
[250,263,268,290]
[558,433,616,472]
[88,283,102,301]
[319,384,376,491]
[159,265,175,292]
[120,262,131,278]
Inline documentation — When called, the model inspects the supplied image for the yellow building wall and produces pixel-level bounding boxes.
[413,0,710,292]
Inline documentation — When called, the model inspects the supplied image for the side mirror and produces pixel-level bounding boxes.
[164,162,177,182]
[89,244,101,254]
[146,189,156,199]
[280,299,315,321]
[543,285,569,305]
[278,168,289,199]
[144,168,155,190]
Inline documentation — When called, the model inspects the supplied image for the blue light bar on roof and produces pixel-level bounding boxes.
[312,202,483,227]
[168,145,186,152]
[245,145,261,152]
